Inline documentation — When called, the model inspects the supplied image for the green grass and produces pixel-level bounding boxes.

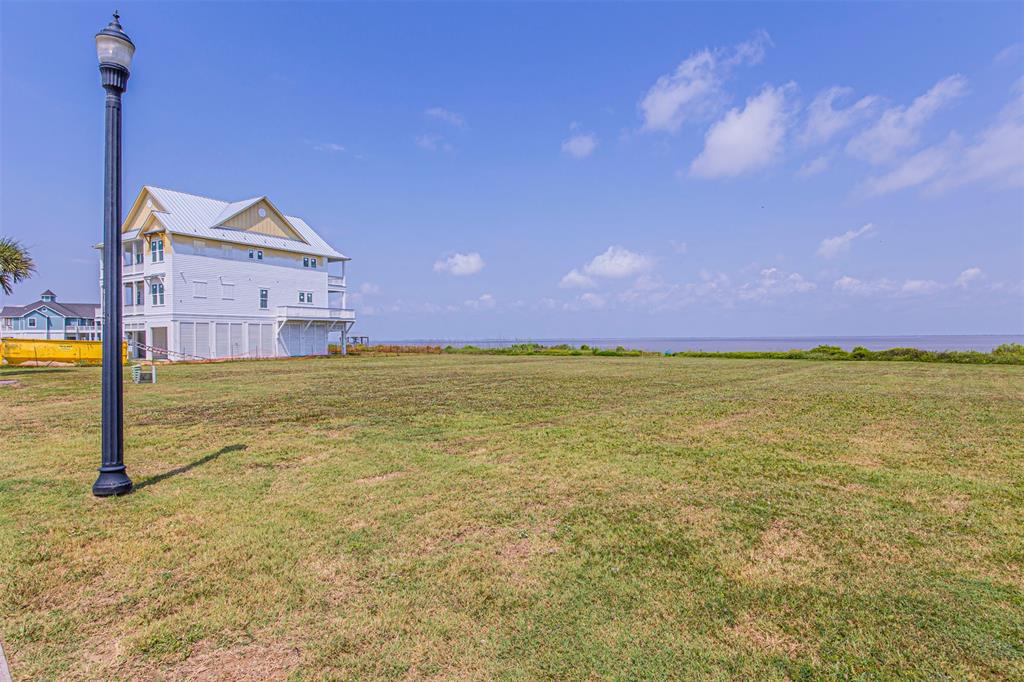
[1,354,1022,680]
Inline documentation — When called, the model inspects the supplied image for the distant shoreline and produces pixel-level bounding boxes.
[375,334,1024,354]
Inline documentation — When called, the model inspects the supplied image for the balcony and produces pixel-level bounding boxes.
[277,306,355,322]
[327,274,346,290]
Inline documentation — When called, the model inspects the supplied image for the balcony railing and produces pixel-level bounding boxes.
[277,306,355,322]
[327,274,347,289]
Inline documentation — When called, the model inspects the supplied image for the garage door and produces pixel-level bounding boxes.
[195,323,210,359]
[180,322,195,357]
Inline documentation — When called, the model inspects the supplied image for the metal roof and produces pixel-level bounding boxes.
[133,187,349,260]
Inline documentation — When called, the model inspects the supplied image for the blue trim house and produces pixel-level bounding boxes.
[0,290,101,340]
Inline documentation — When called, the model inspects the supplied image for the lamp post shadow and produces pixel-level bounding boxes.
[133,444,247,491]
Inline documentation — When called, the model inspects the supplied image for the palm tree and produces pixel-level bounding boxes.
[0,237,35,295]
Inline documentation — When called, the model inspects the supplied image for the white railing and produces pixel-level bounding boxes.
[277,306,355,321]
[327,275,346,289]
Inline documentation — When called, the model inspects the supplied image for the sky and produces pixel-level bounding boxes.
[1,1,1022,340]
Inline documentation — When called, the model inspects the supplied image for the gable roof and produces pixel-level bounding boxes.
[131,187,349,260]
[1,300,98,319]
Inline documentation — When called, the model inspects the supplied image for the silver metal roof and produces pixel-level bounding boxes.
[139,186,349,260]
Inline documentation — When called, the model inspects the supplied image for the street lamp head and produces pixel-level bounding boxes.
[95,11,135,71]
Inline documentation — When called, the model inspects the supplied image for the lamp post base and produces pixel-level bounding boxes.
[92,465,133,496]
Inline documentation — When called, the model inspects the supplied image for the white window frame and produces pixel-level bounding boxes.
[259,288,269,310]
[151,282,165,306]
[28,317,37,328]
[311,257,317,268]
[193,280,208,298]
[303,257,309,268]
[256,250,264,261]
[307,291,313,305]
[151,238,165,263]
[299,292,306,303]
[248,249,255,259]
[221,281,235,300]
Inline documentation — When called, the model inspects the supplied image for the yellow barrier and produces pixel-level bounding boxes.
[0,338,128,366]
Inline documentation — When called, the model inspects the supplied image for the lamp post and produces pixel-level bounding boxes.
[92,12,135,497]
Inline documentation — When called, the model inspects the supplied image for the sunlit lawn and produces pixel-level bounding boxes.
[1,354,1022,680]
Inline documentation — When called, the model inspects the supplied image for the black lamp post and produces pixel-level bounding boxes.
[92,12,135,497]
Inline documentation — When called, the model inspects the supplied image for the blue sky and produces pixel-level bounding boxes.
[2,2,1022,339]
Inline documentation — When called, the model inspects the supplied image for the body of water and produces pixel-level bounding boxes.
[378,335,1023,353]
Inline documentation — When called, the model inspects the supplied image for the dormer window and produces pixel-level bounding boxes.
[303,257,309,268]
[248,249,254,259]
[256,250,263,260]
[311,258,317,268]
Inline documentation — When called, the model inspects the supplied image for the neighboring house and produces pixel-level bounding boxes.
[98,186,355,361]
[0,290,101,340]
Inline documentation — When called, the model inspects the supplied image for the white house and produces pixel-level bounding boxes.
[1,290,101,340]
[99,186,355,360]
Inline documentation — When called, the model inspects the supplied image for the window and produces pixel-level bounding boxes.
[303,257,309,268]
[2,318,11,329]
[258,207,267,218]
[135,249,144,264]
[307,291,313,304]
[124,284,134,305]
[248,249,254,259]
[311,258,317,268]
[221,282,235,300]
[299,292,306,303]
[151,282,165,305]
[28,318,37,328]
[193,280,207,298]
[123,247,133,267]
[136,284,143,306]
[259,289,269,309]
[193,239,205,255]
[256,250,263,261]
[151,238,164,262]
[299,291,313,304]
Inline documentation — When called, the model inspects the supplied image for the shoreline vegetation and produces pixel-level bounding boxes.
[337,342,1024,365]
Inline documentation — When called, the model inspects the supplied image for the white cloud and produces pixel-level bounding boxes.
[995,43,1023,64]
[735,268,816,301]
[415,134,452,152]
[847,75,968,164]
[833,275,942,296]
[929,84,1024,193]
[313,142,346,153]
[797,154,832,178]
[562,133,598,158]
[801,87,878,146]
[582,246,653,279]
[463,293,496,310]
[861,135,958,196]
[955,267,983,289]
[578,292,606,310]
[817,223,875,259]
[425,107,465,127]
[359,282,381,295]
[433,252,485,276]
[900,279,943,295]
[639,31,771,133]
[690,84,792,179]
[559,268,596,289]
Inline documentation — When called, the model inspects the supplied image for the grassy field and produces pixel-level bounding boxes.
[1,354,1022,680]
